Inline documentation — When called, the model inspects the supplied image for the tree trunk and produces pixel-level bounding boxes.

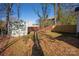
[54,3,57,24]
[6,4,12,36]
[57,3,61,21]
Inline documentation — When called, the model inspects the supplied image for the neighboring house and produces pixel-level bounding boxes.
[75,7,79,34]
[48,17,56,24]
[9,20,33,37]
[28,24,39,33]
[9,20,26,37]
[0,19,39,37]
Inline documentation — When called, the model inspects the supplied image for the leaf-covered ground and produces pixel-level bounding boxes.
[0,31,79,56]
[0,32,34,56]
[39,31,79,56]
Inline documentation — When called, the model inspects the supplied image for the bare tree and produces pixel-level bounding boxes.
[17,4,20,20]
[57,3,61,21]
[59,3,78,25]
[34,3,50,27]
[0,3,13,36]
[16,3,21,38]
[41,4,48,19]
[53,3,57,24]
[6,3,13,35]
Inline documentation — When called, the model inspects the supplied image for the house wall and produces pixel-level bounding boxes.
[11,28,28,37]
[77,15,79,33]
[10,21,27,37]
[28,27,39,33]
[10,20,33,37]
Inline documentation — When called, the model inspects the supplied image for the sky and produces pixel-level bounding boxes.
[16,3,54,24]
[0,3,54,24]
